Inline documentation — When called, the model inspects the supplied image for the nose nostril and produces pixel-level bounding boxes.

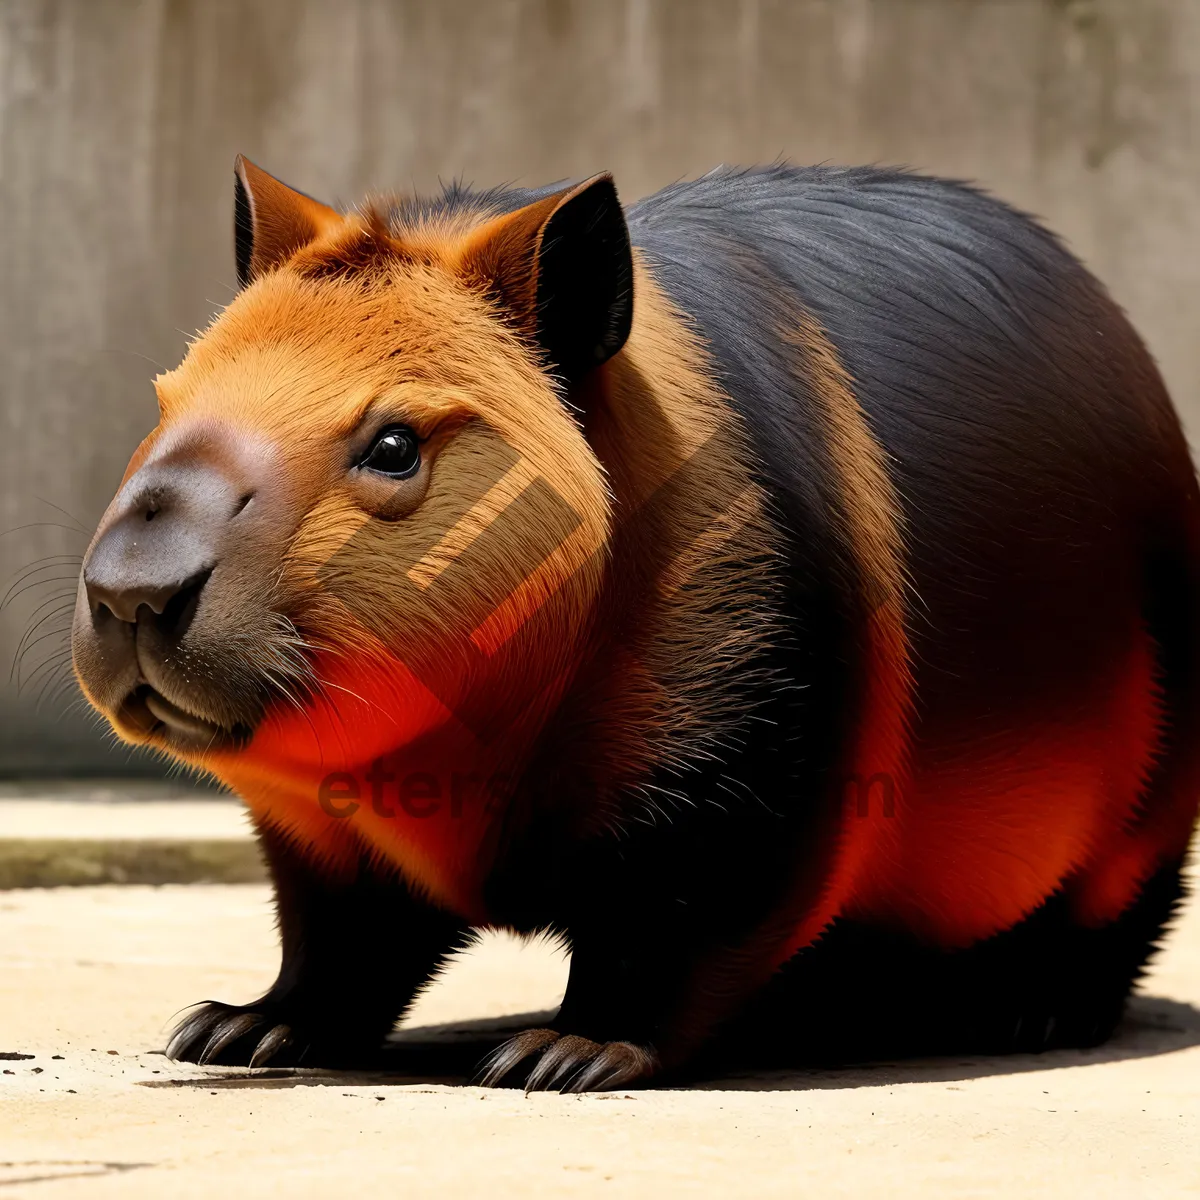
[85,566,214,632]
[159,567,213,638]
[233,492,254,517]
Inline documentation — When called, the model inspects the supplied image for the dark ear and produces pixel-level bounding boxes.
[233,155,343,288]
[461,174,634,388]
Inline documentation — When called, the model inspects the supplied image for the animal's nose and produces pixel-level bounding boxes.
[82,462,245,639]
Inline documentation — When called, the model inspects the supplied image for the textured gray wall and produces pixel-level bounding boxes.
[0,0,1197,773]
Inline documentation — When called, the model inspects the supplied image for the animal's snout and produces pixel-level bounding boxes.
[72,425,292,752]
[82,464,245,638]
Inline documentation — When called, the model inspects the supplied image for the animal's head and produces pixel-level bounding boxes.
[72,158,636,784]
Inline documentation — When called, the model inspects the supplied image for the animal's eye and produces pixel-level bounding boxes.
[358,425,421,479]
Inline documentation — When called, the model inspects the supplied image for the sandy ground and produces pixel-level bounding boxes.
[1,879,1198,1198]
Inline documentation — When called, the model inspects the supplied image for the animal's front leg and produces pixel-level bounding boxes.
[167,823,467,1068]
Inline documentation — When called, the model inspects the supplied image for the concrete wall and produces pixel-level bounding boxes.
[1,0,1197,773]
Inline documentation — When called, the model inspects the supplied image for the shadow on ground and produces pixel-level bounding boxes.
[139,992,1200,1092]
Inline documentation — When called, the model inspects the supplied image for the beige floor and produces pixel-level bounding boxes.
[1,881,1198,1198]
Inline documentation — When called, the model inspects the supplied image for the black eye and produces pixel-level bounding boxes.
[359,426,421,479]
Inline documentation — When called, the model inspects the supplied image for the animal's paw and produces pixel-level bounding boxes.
[477,1028,659,1092]
[166,1000,316,1068]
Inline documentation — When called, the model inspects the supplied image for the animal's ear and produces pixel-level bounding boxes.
[461,174,634,389]
[233,155,344,288]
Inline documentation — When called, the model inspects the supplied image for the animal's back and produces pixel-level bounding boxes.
[629,166,1200,981]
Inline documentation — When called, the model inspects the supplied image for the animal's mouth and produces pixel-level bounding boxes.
[118,683,249,752]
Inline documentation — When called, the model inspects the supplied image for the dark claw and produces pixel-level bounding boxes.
[566,1042,657,1093]
[249,1023,294,1069]
[199,1012,262,1065]
[524,1035,598,1093]
[166,1005,225,1062]
[476,1028,559,1088]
